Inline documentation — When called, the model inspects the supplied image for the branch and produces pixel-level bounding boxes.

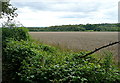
[79,41,120,58]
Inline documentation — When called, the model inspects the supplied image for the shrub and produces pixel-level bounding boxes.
[2,27,120,83]
[2,27,30,41]
[3,39,120,83]
[2,39,60,83]
[18,52,120,83]
[2,40,37,82]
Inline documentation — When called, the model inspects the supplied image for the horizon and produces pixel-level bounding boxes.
[26,22,118,27]
[0,22,119,28]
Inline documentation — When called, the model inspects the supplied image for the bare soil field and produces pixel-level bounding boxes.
[30,32,118,55]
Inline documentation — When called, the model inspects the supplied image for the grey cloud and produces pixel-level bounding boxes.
[12,1,100,13]
[12,2,48,10]
[11,1,118,23]
[60,13,90,19]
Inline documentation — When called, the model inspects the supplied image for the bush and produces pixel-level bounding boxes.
[2,27,30,41]
[18,51,120,83]
[2,27,120,83]
[15,50,120,83]
[2,40,36,82]
[3,39,120,83]
[2,39,60,83]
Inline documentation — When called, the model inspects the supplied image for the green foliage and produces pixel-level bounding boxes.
[1,1,17,20]
[18,51,120,83]
[3,39,120,82]
[2,40,56,82]
[2,27,30,41]
[2,27,120,83]
[28,23,119,32]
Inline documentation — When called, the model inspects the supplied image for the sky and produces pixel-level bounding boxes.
[7,0,120,27]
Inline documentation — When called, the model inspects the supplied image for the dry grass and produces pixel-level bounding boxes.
[29,31,120,67]
[29,32,118,55]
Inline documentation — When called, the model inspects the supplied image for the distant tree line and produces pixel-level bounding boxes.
[27,23,120,32]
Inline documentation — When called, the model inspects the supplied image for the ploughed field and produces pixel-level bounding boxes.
[29,32,118,55]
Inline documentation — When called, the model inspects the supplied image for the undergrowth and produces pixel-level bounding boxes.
[2,27,120,83]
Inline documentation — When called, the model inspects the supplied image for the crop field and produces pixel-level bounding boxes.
[30,32,118,55]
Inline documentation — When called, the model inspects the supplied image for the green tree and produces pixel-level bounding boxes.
[0,0,17,20]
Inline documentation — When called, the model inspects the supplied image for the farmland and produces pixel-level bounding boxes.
[30,32,118,54]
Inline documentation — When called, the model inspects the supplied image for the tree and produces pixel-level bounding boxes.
[2,20,24,28]
[0,0,17,20]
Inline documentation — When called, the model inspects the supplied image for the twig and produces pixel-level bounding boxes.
[79,41,120,58]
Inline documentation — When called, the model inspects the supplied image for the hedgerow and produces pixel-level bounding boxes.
[2,27,120,83]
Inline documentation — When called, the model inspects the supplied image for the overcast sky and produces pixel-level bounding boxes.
[10,0,119,27]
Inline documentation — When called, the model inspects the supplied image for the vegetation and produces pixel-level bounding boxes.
[1,1,120,82]
[28,23,120,32]
[30,32,118,53]
[0,1,17,20]
[2,27,120,83]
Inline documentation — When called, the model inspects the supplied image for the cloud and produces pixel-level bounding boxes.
[10,0,119,27]
[12,1,100,13]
